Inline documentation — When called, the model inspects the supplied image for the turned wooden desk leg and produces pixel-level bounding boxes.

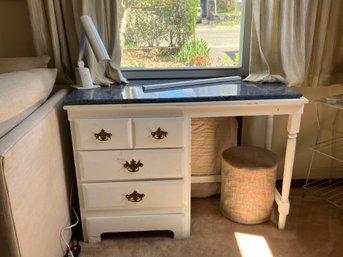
[265,115,274,150]
[278,113,302,229]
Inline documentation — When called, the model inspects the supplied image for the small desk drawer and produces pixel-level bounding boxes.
[134,117,184,148]
[77,149,185,181]
[81,180,185,211]
[72,119,131,150]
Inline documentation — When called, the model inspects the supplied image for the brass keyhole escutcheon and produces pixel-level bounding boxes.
[123,160,143,172]
[94,129,112,141]
[126,190,145,202]
[151,127,168,139]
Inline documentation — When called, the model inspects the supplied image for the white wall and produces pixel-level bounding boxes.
[243,84,343,179]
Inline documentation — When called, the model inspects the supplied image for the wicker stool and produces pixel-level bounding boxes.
[220,146,278,224]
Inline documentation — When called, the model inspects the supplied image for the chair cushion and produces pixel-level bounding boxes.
[0,56,50,74]
[0,68,57,138]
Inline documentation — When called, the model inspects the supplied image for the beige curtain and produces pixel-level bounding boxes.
[26,0,126,85]
[245,0,343,87]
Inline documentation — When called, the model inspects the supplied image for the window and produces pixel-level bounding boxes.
[120,0,252,79]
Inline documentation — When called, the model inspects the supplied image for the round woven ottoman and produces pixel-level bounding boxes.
[220,146,278,224]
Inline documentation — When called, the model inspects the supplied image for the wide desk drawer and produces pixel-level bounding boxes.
[81,180,185,211]
[77,149,185,181]
[72,117,184,150]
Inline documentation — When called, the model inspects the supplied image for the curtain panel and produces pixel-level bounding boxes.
[26,0,126,85]
[245,0,343,87]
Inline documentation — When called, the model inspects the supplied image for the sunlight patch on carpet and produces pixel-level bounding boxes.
[234,232,273,257]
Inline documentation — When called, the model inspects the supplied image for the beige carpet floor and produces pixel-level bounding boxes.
[78,188,343,257]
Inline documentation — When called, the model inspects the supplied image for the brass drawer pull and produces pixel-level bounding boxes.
[151,127,168,139]
[126,190,145,202]
[123,160,143,172]
[94,129,112,141]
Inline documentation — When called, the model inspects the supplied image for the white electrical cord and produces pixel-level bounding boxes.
[60,176,80,257]
[61,207,80,257]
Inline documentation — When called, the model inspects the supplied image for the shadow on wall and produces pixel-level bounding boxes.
[0,0,34,57]
[242,84,343,180]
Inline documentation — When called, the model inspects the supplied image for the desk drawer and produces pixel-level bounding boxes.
[77,149,185,181]
[81,180,185,211]
[134,117,184,148]
[72,119,131,150]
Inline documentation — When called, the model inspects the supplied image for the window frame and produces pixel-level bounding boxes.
[121,0,252,80]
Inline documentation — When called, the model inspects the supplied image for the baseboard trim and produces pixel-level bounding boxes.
[276,179,310,188]
[192,177,312,188]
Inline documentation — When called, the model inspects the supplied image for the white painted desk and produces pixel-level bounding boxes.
[64,82,308,241]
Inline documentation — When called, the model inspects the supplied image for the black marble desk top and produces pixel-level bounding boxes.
[64,80,303,105]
